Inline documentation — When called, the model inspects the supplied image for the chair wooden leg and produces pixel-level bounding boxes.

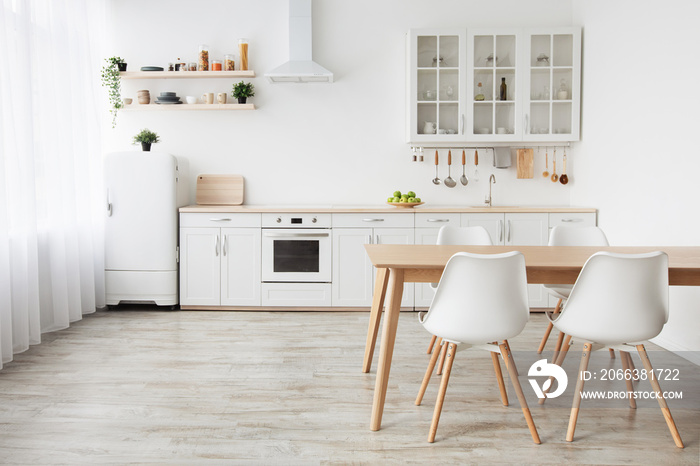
[490,349,509,406]
[428,342,456,443]
[636,344,684,448]
[498,340,541,444]
[427,334,437,354]
[537,299,562,354]
[626,351,638,379]
[609,348,616,359]
[416,337,443,406]
[539,334,572,405]
[619,350,636,409]
[551,331,565,364]
[436,340,448,375]
[566,342,593,442]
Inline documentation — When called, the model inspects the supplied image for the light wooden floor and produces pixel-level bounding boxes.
[0,309,697,465]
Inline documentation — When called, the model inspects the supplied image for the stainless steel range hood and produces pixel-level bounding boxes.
[265,0,333,83]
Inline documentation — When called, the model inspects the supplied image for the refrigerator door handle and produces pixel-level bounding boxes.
[106,190,112,217]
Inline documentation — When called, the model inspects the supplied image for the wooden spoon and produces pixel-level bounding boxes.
[473,150,480,181]
[542,147,549,178]
[550,148,559,182]
[559,149,569,185]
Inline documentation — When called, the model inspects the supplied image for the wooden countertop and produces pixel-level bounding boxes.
[179,205,597,214]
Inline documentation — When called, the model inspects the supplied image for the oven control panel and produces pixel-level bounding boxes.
[262,213,332,228]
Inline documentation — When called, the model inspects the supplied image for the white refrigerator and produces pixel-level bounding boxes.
[104,151,188,306]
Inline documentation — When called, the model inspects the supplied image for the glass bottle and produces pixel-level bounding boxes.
[557,79,568,100]
[224,54,235,71]
[238,39,249,71]
[500,77,507,101]
[198,44,209,71]
[475,82,485,101]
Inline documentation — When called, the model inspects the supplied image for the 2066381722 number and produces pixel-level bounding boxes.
[581,368,680,381]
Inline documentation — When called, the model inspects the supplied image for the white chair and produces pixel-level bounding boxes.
[538,226,609,355]
[548,251,684,448]
[415,251,540,444]
[425,225,493,373]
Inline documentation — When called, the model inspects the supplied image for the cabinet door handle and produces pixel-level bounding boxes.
[223,235,228,256]
[525,113,529,135]
[561,218,583,223]
[375,235,380,245]
[362,218,384,222]
[460,114,464,135]
[498,220,503,243]
[507,220,512,243]
[368,234,372,244]
[210,218,232,222]
[427,218,449,223]
[215,235,220,256]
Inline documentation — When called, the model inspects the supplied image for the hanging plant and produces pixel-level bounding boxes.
[101,57,126,127]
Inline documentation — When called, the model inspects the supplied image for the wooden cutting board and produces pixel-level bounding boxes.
[516,149,534,179]
[196,174,244,205]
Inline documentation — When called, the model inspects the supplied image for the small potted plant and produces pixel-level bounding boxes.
[232,80,255,104]
[101,56,127,127]
[132,128,160,152]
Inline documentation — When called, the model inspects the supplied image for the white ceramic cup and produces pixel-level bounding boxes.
[497,127,507,134]
[185,96,197,104]
[217,93,227,104]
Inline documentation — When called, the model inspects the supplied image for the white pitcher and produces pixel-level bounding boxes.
[423,121,436,134]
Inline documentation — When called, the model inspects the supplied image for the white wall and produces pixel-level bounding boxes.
[571,0,700,358]
[104,0,575,207]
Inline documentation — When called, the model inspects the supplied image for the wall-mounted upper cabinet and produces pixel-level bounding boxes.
[406,27,581,144]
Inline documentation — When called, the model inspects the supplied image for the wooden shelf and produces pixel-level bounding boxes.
[120,70,256,79]
[121,103,255,111]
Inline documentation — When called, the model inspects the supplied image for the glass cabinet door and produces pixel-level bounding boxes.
[524,28,581,141]
[407,29,466,143]
[466,30,520,141]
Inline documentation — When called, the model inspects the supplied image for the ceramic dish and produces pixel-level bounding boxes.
[156,96,181,101]
[160,92,176,97]
[155,101,183,105]
[140,66,164,71]
[386,202,425,208]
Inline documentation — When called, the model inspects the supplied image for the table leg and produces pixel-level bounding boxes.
[370,268,404,431]
[362,267,389,373]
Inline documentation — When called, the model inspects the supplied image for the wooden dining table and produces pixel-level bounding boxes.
[362,244,700,431]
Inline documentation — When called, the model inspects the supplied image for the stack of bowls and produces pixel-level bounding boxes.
[155,92,182,105]
[137,90,150,104]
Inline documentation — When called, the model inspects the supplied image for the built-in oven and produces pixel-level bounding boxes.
[261,213,332,306]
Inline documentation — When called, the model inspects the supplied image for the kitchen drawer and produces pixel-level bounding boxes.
[180,212,261,228]
[332,213,414,228]
[414,213,461,228]
[548,212,596,229]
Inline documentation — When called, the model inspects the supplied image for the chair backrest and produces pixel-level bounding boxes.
[437,225,493,246]
[554,251,669,344]
[548,225,609,247]
[421,251,529,344]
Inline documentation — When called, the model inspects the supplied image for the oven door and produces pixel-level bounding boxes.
[261,229,331,282]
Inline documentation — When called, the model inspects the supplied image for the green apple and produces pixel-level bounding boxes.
[407,191,416,198]
[393,190,401,198]
[392,196,400,203]
[399,197,407,203]
[408,197,416,203]
[387,197,395,203]
[414,198,421,203]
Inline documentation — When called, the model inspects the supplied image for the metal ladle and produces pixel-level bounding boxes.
[460,149,469,186]
[432,150,441,185]
[444,150,456,188]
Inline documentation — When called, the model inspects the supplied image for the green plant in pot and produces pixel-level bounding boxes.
[101,56,127,127]
[132,128,160,151]
[232,80,255,104]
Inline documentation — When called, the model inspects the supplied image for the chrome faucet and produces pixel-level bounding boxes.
[486,174,496,207]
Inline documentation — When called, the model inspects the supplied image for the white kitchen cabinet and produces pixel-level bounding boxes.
[406,29,467,143]
[407,27,580,143]
[331,214,415,308]
[462,212,549,307]
[180,213,261,307]
[523,28,581,141]
[466,29,522,141]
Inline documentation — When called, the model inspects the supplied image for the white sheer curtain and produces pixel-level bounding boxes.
[0,0,106,369]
